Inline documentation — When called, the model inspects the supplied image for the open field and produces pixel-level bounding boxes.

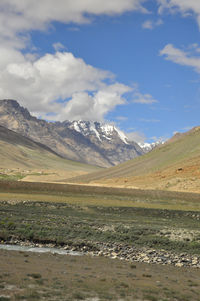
[0,167,101,184]
[0,181,200,211]
[1,249,200,301]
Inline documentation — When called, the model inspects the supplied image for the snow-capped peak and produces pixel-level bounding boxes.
[89,123,101,141]
[138,141,164,152]
[114,128,129,144]
[68,120,129,144]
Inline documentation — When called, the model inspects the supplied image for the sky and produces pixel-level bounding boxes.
[0,0,200,143]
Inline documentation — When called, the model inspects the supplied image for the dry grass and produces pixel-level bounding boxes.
[1,191,200,212]
[0,180,200,211]
[0,248,200,300]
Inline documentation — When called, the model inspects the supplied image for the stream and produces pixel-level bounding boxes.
[0,244,82,256]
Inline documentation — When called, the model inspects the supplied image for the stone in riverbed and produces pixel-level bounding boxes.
[192,258,198,265]
[175,262,184,267]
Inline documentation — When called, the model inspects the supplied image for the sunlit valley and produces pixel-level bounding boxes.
[0,1,200,301]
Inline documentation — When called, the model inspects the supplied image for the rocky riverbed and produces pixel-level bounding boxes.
[2,239,200,269]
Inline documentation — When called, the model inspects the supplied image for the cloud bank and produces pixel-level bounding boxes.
[0,0,147,48]
[0,48,132,121]
[0,46,157,121]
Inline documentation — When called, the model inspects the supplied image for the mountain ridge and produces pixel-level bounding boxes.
[0,124,101,182]
[0,99,144,167]
[0,124,98,169]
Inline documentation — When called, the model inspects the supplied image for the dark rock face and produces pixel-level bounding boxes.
[0,99,144,167]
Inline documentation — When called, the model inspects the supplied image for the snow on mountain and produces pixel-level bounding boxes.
[67,120,129,144]
[138,141,164,153]
[0,99,145,167]
[67,120,164,153]
[113,127,129,144]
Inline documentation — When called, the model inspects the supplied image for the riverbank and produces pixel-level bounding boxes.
[1,239,200,269]
[1,197,200,269]
[1,199,200,258]
[1,247,200,301]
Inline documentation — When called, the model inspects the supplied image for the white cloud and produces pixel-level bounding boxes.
[0,48,131,121]
[128,131,167,144]
[160,44,200,73]
[188,43,200,52]
[48,83,131,121]
[132,86,158,104]
[142,19,163,29]
[157,0,200,28]
[0,0,148,48]
[0,0,155,122]
[142,20,154,29]
[131,84,158,104]
[53,42,66,51]
[126,131,147,143]
[150,135,167,143]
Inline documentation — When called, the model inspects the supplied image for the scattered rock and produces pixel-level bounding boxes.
[2,239,200,268]
[175,263,184,267]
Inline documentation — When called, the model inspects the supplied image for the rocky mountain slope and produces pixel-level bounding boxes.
[69,126,200,193]
[0,125,99,178]
[0,99,144,167]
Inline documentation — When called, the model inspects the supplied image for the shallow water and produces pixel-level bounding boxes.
[0,244,82,256]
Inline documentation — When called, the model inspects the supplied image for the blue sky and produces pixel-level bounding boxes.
[0,1,200,143]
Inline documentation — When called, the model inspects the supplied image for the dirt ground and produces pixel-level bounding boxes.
[21,169,90,183]
[94,165,200,194]
[0,249,200,301]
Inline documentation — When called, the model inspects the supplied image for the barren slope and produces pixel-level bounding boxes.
[70,126,200,193]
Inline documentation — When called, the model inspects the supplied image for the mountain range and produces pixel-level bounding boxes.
[0,124,100,179]
[0,99,144,167]
[1,99,200,193]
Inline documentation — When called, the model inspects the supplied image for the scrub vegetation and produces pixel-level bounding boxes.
[0,181,200,300]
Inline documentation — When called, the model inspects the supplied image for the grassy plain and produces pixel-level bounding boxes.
[0,181,200,211]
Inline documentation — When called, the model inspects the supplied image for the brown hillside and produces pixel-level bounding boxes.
[69,126,200,193]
